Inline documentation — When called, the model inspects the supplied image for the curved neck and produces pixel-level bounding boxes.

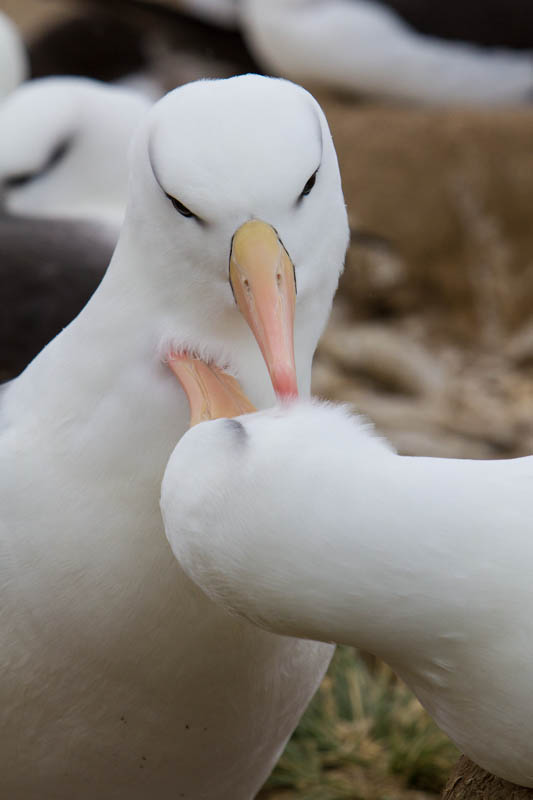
[211,448,526,682]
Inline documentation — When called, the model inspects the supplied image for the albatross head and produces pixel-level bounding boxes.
[120,73,349,404]
[0,77,150,226]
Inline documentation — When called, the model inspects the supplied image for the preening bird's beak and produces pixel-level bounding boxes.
[168,353,256,427]
[229,220,298,400]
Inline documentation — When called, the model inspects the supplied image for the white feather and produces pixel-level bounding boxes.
[241,0,533,105]
[0,75,349,798]
[163,398,533,787]
[0,77,150,228]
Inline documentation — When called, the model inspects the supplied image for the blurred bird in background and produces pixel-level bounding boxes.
[240,0,533,105]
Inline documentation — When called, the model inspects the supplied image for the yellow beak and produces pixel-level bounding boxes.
[229,219,298,400]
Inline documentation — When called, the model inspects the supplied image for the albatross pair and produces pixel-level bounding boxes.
[0,75,348,798]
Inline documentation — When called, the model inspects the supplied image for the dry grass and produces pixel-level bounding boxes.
[260,647,458,800]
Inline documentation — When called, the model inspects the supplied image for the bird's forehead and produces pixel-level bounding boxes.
[148,78,322,212]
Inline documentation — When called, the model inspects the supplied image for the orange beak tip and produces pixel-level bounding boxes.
[272,370,299,400]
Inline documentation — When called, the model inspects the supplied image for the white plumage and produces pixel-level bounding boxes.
[163,399,533,788]
[0,75,348,798]
[0,77,150,229]
[0,12,27,100]
[241,0,533,105]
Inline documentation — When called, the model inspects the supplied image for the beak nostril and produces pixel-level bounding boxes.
[276,273,282,286]
[243,278,250,291]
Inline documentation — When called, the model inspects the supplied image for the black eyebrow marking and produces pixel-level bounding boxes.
[4,136,74,189]
[296,166,320,205]
[294,161,322,208]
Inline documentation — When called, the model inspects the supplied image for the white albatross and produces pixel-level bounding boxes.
[162,398,533,789]
[0,75,348,798]
[0,77,151,229]
[241,0,533,105]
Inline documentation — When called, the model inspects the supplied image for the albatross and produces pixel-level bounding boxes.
[162,396,533,788]
[241,0,533,105]
[0,74,348,798]
[0,77,151,229]
[0,78,150,376]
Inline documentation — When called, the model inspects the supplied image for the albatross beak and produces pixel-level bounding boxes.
[168,353,256,427]
[229,220,298,399]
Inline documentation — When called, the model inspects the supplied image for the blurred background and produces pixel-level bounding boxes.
[1,1,533,797]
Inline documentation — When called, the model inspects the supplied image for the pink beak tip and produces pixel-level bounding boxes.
[272,370,299,401]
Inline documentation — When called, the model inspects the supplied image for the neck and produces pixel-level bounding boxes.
[5,225,322,482]
[205,436,525,684]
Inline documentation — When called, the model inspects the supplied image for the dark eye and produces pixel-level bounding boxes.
[300,171,317,199]
[167,194,195,218]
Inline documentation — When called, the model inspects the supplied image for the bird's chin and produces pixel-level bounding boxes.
[166,350,256,427]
